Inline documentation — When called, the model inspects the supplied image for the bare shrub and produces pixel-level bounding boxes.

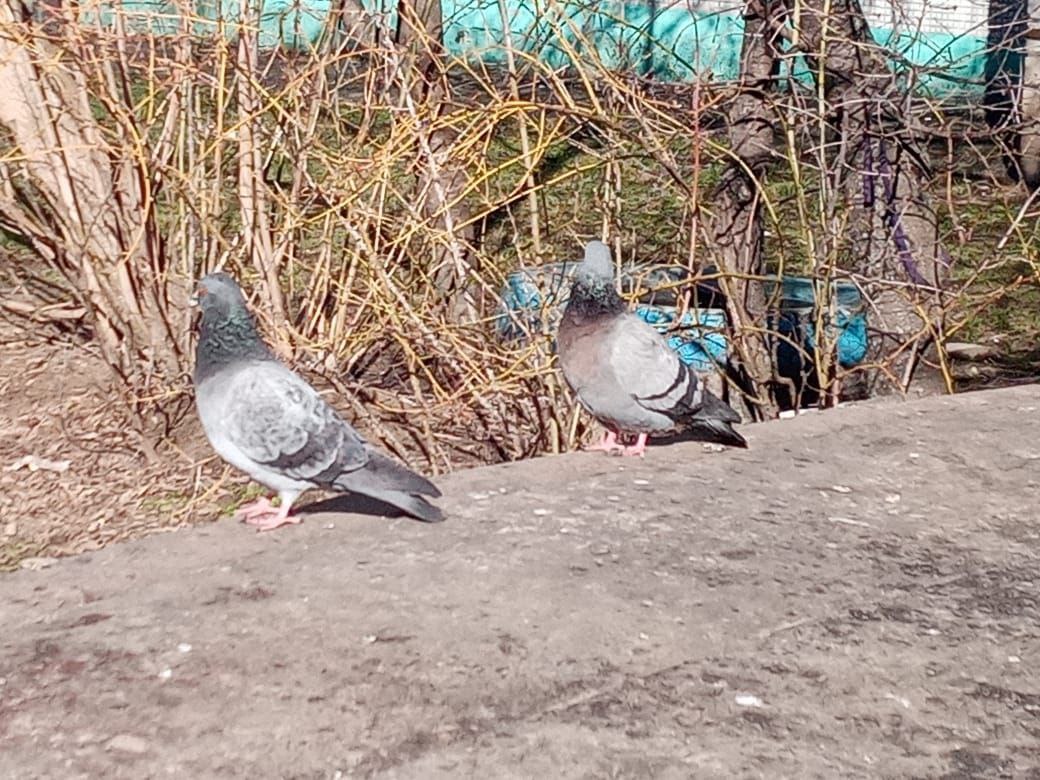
[0,0,1037,469]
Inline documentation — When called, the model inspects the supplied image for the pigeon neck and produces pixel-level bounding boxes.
[195,307,272,382]
[566,278,625,321]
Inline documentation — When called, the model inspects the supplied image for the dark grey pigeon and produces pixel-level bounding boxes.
[556,240,747,456]
[193,272,443,530]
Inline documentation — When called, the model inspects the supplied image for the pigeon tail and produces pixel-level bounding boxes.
[692,388,742,425]
[332,451,444,522]
[348,451,441,497]
[686,418,749,448]
[351,487,445,523]
[685,389,748,448]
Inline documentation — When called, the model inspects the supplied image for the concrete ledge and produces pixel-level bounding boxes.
[2,385,1039,778]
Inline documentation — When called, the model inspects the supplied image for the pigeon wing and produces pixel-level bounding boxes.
[223,362,368,484]
[607,315,703,420]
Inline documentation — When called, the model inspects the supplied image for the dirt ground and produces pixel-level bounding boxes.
[0,336,232,569]
[1,384,1039,778]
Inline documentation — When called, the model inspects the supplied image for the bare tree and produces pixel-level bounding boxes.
[0,0,188,400]
[707,0,952,410]
[392,0,477,316]
[703,0,789,420]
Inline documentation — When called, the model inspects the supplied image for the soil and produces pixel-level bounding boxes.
[0,337,231,570]
[2,383,1039,778]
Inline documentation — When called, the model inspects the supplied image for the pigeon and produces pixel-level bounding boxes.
[192,272,444,531]
[556,240,748,456]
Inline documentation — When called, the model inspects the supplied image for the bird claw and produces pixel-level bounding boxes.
[584,431,647,457]
[584,442,626,455]
[234,496,301,531]
[234,496,276,522]
[248,514,303,533]
[619,433,648,457]
[584,430,625,455]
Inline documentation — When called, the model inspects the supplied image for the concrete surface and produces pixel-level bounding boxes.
[2,386,1040,779]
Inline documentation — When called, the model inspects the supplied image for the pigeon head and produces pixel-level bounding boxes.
[193,272,271,382]
[196,272,248,318]
[576,240,615,284]
[564,240,625,320]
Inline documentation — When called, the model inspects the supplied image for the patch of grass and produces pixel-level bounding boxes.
[219,482,269,518]
[0,539,48,573]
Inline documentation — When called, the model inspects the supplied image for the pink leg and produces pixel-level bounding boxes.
[583,430,625,455]
[621,433,648,457]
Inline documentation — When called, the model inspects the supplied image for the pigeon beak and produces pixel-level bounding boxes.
[190,284,206,307]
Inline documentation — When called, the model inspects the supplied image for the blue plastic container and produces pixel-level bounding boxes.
[495,262,577,341]
[762,276,869,375]
[633,305,728,373]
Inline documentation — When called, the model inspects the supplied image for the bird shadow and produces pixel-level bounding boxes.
[297,493,413,521]
[652,430,735,447]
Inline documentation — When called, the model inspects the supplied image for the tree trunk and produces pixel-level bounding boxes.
[1020,0,1040,188]
[393,0,477,318]
[793,0,951,394]
[703,0,789,419]
[0,0,186,399]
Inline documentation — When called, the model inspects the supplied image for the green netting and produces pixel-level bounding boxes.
[80,0,991,97]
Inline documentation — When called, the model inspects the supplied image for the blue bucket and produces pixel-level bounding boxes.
[494,262,576,341]
[763,276,869,374]
[634,305,728,373]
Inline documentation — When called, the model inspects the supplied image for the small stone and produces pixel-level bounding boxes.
[735,693,763,708]
[106,734,149,754]
[633,479,649,486]
[884,493,901,504]
[324,523,335,530]
[829,516,871,528]
[831,485,852,494]
[158,668,172,681]
[176,643,192,653]
[1008,655,1021,663]
[19,556,56,571]
[945,342,998,362]
[3,522,15,536]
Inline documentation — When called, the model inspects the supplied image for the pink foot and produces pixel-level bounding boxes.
[621,433,648,457]
[234,496,276,522]
[235,497,302,532]
[249,507,302,533]
[583,430,625,455]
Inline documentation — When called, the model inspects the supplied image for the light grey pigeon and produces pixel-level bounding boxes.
[193,272,443,531]
[556,240,747,456]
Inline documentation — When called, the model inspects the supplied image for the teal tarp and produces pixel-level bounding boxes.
[81,0,991,98]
